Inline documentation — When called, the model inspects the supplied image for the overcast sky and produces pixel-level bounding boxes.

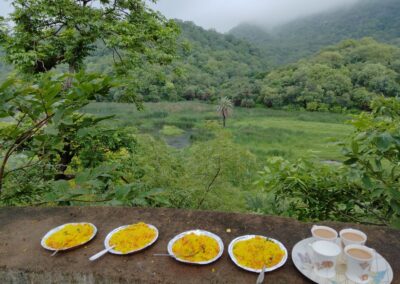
[0,0,360,32]
[152,0,360,32]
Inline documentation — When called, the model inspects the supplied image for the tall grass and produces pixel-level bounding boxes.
[82,101,352,161]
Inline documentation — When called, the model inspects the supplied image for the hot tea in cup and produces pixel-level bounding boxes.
[340,228,367,246]
[344,244,374,283]
[309,240,341,278]
[312,225,338,242]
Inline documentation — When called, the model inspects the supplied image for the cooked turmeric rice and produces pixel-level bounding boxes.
[109,222,157,254]
[45,223,94,250]
[233,236,285,269]
[172,233,220,262]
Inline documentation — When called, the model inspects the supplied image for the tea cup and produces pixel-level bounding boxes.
[340,228,367,246]
[344,244,375,283]
[309,240,341,278]
[311,225,338,242]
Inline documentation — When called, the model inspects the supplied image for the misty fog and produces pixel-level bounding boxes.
[0,0,362,32]
[152,0,361,32]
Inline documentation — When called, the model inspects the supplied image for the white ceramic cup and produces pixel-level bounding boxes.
[309,240,341,278]
[311,225,338,242]
[344,244,375,283]
[340,228,367,246]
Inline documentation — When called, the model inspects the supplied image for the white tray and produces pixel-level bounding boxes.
[104,224,159,255]
[228,235,288,273]
[292,237,393,284]
[167,229,224,265]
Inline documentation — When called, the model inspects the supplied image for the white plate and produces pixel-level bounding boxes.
[292,237,394,284]
[228,235,288,273]
[167,229,224,265]
[41,222,97,251]
[104,224,159,255]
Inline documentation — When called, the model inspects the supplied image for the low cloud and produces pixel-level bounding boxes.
[152,0,360,32]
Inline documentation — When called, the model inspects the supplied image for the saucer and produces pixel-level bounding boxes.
[345,271,370,284]
[292,237,393,284]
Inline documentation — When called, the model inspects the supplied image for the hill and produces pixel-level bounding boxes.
[85,20,269,106]
[257,38,400,111]
[230,0,400,64]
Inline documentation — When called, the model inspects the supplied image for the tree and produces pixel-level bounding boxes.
[0,0,179,192]
[217,97,233,128]
[1,0,178,75]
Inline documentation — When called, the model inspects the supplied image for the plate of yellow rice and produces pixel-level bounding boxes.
[41,222,97,251]
[228,235,287,273]
[105,222,159,255]
[168,230,224,265]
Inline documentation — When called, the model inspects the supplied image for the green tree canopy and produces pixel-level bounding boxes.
[1,0,179,74]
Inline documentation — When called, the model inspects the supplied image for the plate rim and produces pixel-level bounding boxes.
[291,237,394,284]
[167,229,224,265]
[41,222,97,251]
[228,234,288,273]
[104,223,159,255]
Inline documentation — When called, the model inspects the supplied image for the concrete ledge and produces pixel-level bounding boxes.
[0,207,398,283]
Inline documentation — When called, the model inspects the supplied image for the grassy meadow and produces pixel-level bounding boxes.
[83,101,353,162]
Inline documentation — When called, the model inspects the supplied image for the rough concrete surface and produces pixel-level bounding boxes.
[0,207,398,284]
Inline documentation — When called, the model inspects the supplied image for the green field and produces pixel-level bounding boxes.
[83,101,353,162]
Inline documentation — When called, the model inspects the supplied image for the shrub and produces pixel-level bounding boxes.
[160,125,185,136]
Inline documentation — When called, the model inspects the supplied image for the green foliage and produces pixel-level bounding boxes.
[255,97,400,227]
[343,97,400,227]
[181,128,257,210]
[84,20,267,106]
[1,0,178,73]
[160,125,184,136]
[83,101,351,162]
[260,38,400,110]
[0,0,178,201]
[0,72,114,194]
[255,157,378,223]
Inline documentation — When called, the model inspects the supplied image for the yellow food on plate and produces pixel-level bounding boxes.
[233,236,285,270]
[109,223,157,254]
[45,223,94,250]
[172,233,220,263]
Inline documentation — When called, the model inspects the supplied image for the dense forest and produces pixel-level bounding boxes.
[1,0,400,110]
[260,38,400,111]
[81,0,400,110]
[85,20,270,106]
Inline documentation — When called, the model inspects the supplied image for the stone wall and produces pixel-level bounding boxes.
[0,207,398,283]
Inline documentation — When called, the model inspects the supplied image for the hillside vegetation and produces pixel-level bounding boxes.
[85,20,269,105]
[1,0,400,110]
[88,36,400,111]
[259,38,400,111]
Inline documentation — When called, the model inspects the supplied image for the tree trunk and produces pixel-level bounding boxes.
[55,64,77,180]
[64,64,76,90]
[223,114,226,128]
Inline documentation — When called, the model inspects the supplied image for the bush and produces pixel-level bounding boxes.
[255,97,400,228]
[160,125,185,136]
[306,102,319,111]
[240,99,256,108]
[255,157,370,222]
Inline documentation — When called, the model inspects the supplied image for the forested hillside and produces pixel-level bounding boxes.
[85,21,269,106]
[258,38,400,111]
[1,0,400,109]
[231,0,400,64]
